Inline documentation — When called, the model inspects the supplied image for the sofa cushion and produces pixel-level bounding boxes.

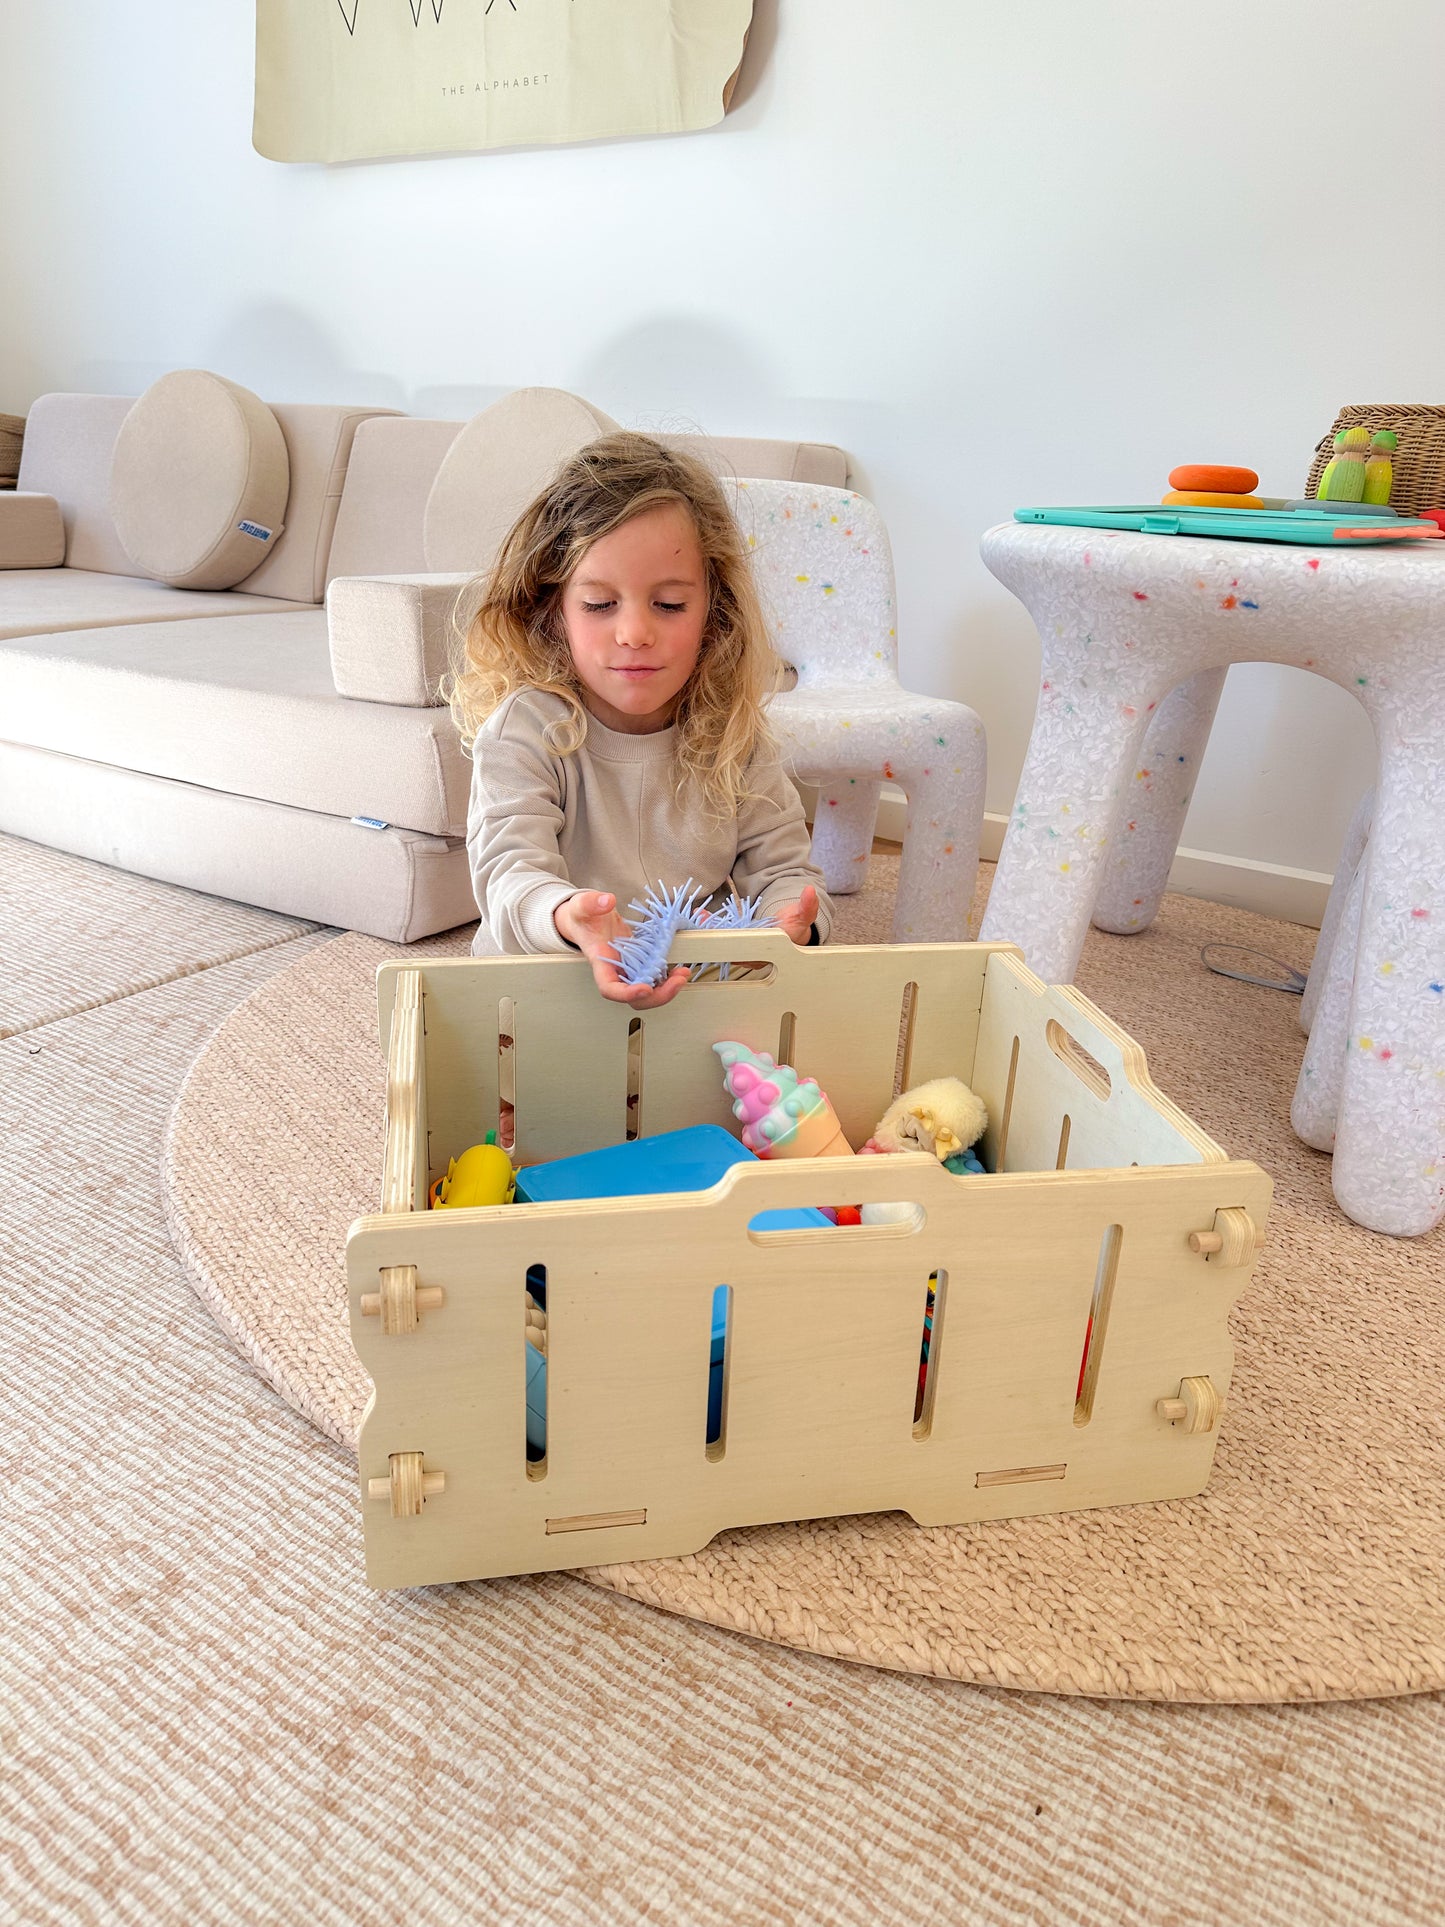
[327,415,852,585]
[17,394,143,575]
[0,495,66,571]
[0,611,469,837]
[667,435,849,487]
[327,572,471,707]
[110,372,291,589]
[20,392,399,593]
[421,388,620,573]
[0,741,475,943]
[0,572,306,642]
[235,401,401,605]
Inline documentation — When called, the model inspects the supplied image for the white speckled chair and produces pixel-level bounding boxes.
[732,479,987,942]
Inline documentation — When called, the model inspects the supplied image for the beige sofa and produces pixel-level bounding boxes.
[0,390,848,941]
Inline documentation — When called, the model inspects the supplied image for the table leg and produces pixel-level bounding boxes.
[1299,787,1373,1036]
[1092,668,1228,936]
[1331,749,1445,1236]
[1291,850,1363,1153]
[891,755,986,943]
[806,775,882,897]
[980,673,1159,981]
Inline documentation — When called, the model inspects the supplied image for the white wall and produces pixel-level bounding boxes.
[5,0,1441,895]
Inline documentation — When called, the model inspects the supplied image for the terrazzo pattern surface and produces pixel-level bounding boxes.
[978,523,1445,1234]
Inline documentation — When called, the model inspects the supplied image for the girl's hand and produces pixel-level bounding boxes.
[553,891,690,1009]
[770,884,819,947]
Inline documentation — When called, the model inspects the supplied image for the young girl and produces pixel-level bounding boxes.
[448,432,832,1010]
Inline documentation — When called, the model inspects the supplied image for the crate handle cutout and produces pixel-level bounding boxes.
[1055,1115,1072,1170]
[746,1209,926,1246]
[525,1263,548,1479]
[1046,1020,1112,1100]
[688,959,777,985]
[912,1268,947,1438]
[1074,1224,1123,1425]
[705,1284,732,1461]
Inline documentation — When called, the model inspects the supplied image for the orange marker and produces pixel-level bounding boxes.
[1332,525,1443,540]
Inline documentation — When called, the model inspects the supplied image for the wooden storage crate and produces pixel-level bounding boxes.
[347,933,1271,1591]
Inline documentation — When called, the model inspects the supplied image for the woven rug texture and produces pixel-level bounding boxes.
[5,830,1445,1924]
[160,854,1445,1705]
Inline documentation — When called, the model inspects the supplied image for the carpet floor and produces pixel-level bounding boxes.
[4,830,1444,1923]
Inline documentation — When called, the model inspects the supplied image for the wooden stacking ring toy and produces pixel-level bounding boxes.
[1167,464,1259,494]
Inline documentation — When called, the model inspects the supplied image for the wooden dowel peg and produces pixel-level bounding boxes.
[1187,1208,1261,1265]
[359,1265,445,1332]
[367,1451,446,1517]
[1156,1374,1221,1435]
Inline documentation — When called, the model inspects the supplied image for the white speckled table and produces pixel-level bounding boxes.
[977,521,1445,1237]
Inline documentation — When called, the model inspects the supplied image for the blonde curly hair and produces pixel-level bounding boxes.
[445,431,781,820]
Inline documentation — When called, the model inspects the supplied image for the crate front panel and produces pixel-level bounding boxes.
[349,1156,1269,1590]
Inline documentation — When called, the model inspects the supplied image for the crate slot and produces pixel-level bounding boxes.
[895,981,919,1096]
[525,1262,548,1478]
[777,1009,796,1068]
[976,1463,1067,1489]
[912,1268,947,1437]
[993,1034,1021,1171]
[705,1284,732,1459]
[1074,1225,1122,1425]
[545,1509,647,1535]
[626,1016,644,1140]
[497,996,516,1154]
[1055,1114,1072,1170]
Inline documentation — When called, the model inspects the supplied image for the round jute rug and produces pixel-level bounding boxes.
[163,859,1445,1703]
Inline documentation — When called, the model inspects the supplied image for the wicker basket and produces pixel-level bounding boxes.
[1304,403,1445,515]
[0,411,23,490]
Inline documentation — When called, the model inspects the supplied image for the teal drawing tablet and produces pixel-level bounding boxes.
[1013,504,1443,546]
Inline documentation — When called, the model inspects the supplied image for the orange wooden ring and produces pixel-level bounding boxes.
[1162,490,1266,510]
[1168,464,1259,494]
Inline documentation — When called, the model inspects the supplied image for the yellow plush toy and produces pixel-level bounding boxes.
[428,1133,516,1208]
[862,1078,988,1164]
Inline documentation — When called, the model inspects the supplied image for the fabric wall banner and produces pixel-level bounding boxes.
[253,0,754,164]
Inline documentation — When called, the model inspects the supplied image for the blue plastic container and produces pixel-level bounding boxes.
[516,1126,831,1448]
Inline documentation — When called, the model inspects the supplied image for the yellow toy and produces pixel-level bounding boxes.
[861,1077,988,1163]
[428,1132,516,1208]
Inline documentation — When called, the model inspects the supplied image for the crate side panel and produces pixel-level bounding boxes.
[977,955,1208,1173]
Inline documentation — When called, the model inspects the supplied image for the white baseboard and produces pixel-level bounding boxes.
[798,784,1331,930]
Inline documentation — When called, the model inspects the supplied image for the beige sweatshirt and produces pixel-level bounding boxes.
[466,689,833,956]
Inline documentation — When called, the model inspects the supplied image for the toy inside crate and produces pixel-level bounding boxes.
[347,933,1271,1591]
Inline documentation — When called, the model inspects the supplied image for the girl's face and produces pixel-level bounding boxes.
[560,503,708,734]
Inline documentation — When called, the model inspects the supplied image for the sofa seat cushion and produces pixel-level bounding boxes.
[0,610,470,837]
[0,570,306,642]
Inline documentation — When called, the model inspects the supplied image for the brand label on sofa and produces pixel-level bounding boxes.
[237,520,273,542]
